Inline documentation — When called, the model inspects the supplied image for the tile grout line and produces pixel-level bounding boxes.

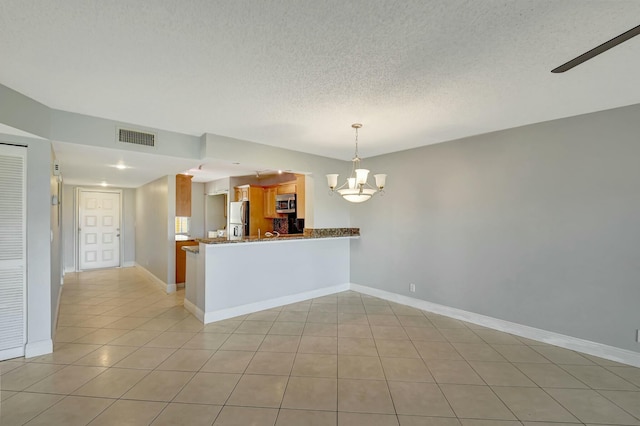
[7,269,640,425]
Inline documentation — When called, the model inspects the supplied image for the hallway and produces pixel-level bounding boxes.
[1,267,639,425]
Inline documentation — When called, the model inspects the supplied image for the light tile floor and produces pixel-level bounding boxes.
[1,267,640,425]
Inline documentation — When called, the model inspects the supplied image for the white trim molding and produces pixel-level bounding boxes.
[134,263,175,294]
[183,298,204,322]
[0,347,25,361]
[203,283,350,324]
[25,339,53,358]
[51,282,64,341]
[350,283,640,368]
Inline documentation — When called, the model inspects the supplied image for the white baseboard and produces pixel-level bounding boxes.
[203,283,350,324]
[52,283,64,341]
[0,347,25,361]
[134,262,175,294]
[64,266,75,274]
[122,261,135,268]
[350,283,640,368]
[184,298,204,322]
[25,339,53,358]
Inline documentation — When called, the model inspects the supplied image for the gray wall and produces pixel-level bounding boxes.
[135,175,174,284]
[62,185,75,271]
[50,147,63,334]
[50,109,201,160]
[351,103,640,353]
[0,85,50,138]
[62,185,136,272]
[27,137,54,349]
[122,188,136,263]
[190,182,205,238]
[205,194,226,234]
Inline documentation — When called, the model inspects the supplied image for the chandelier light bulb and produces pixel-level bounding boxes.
[326,174,339,190]
[355,169,369,185]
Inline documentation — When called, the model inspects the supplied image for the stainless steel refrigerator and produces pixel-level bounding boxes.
[229,201,249,240]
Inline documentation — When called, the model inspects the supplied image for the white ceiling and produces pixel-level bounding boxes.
[51,141,261,187]
[1,1,639,187]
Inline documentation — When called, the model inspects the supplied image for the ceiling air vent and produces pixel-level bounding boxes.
[117,128,156,148]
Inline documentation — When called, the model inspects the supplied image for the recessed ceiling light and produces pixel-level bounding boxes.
[110,164,128,170]
[100,181,108,187]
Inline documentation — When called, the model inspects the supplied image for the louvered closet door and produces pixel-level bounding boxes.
[0,144,26,360]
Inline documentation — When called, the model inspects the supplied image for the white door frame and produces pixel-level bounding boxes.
[74,188,124,271]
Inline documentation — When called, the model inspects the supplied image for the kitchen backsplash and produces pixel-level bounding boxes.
[290,218,304,234]
[273,218,288,234]
[273,217,305,234]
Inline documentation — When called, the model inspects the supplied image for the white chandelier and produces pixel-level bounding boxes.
[326,123,387,203]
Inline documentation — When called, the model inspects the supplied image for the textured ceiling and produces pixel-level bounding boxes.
[1,1,639,185]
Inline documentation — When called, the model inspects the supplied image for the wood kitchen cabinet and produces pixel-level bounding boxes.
[272,175,305,219]
[295,174,305,219]
[234,185,271,236]
[264,186,283,219]
[260,175,307,219]
[235,186,249,202]
[176,174,193,217]
[277,183,296,195]
[176,240,199,283]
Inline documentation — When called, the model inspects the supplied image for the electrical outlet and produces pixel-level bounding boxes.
[409,283,416,293]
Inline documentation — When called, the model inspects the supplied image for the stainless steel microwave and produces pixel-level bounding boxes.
[276,193,296,214]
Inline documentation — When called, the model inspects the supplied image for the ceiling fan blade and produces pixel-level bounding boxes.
[551,24,640,73]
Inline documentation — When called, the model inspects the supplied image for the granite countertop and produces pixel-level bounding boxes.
[196,228,359,245]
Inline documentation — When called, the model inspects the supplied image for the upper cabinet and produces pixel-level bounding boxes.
[263,186,282,219]
[176,174,193,217]
[234,185,249,202]
[205,177,230,195]
[261,174,306,219]
[295,174,305,219]
[277,183,296,195]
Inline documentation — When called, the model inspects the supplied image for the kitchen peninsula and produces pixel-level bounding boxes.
[183,228,359,323]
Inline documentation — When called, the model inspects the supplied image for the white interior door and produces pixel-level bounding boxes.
[79,190,121,270]
[0,144,26,360]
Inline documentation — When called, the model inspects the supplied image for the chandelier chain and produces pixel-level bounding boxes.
[353,126,360,161]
